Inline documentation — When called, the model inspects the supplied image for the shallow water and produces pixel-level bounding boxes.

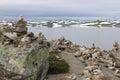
[28,27,120,50]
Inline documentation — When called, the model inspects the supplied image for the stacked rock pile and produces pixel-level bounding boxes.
[0,16,49,80]
[49,37,120,80]
[49,36,79,53]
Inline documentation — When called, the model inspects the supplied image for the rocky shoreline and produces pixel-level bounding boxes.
[0,16,120,80]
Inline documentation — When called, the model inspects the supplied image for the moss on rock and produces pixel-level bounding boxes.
[0,44,49,80]
[48,55,69,74]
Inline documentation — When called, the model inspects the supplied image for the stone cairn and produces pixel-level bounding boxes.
[49,38,120,80]
[0,16,49,80]
[0,16,48,47]
[15,16,27,35]
[113,40,119,51]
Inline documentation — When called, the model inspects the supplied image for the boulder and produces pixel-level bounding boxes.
[0,44,49,80]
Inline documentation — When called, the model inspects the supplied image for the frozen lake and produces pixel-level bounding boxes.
[28,27,120,50]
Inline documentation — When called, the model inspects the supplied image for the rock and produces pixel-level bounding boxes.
[83,68,92,78]
[15,16,27,27]
[37,32,46,44]
[14,16,28,35]
[114,68,120,77]
[17,16,24,21]
[90,67,106,80]
[90,61,99,69]
[106,58,115,68]
[82,50,91,60]
[82,50,90,55]
[21,36,32,44]
[65,73,77,80]
[74,51,81,57]
[92,73,105,80]
[4,32,17,40]
[59,36,65,41]
[80,46,86,52]
[92,52,98,60]
[15,27,27,33]
[92,43,95,49]
[108,66,115,70]
[93,69,102,75]
[0,44,49,80]
[26,32,34,37]
[113,40,119,50]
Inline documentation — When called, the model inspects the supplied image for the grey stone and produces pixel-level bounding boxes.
[0,44,49,80]
[15,27,27,33]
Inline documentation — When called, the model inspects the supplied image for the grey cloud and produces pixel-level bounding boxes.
[0,0,120,16]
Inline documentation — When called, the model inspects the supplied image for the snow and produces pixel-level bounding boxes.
[52,23,62,28]
[80,23,97,26]
[100,22,111,24]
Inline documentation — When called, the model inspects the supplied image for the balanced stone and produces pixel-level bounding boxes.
[15,16,27,27]
[113,40,119,50]
[37,32,46,44]
[15,16,27,35]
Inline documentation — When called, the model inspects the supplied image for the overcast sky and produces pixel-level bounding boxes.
[0,0,120,17]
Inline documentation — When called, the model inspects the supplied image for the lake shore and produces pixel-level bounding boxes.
[0,17,120,80]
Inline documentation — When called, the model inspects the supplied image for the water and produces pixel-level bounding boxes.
[1,16,120,50]
[28,27,120,50]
